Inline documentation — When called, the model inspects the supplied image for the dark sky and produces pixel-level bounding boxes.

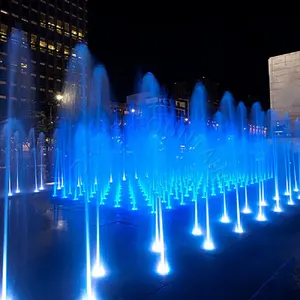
[87,13,300,108]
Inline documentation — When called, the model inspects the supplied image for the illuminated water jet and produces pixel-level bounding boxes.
[203,194,215,251]
[156,197,170,275]
[220,190,230,223]
[192,197,202,235]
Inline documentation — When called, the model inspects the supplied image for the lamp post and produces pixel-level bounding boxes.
[56,94,63,101]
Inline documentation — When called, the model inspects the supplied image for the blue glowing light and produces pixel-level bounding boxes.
[3,29,300,299]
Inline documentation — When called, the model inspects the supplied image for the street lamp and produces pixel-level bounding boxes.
[56,94,63,101]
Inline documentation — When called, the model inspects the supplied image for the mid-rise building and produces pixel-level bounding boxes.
[171,79,222,120]
[0,0,88,131]
[126,92,189,120]
[269,51,300,122]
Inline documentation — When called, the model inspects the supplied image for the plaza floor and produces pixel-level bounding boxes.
[1,192,300,299]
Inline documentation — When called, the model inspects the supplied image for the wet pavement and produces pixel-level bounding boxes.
[0,192,300,299]
[251,248,300,300]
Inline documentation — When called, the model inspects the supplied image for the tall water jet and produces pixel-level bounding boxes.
[38,132,45,191]
[2,29,32,300]
[251,103,267,221]
[29,128,38,193]
[283,114,294,205]
[238,102,251,214]
[270,110,282,212]
[189,83,212,246]
[63,43,94,299]
[295,119,300,200]
[221,92,243,233]
[156,196,170,275]
[90,64,110,278]
[13,131,20,194]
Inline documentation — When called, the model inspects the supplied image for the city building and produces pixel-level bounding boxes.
[126,92,190,121]
[172,82,190,119]
[110,101,128,122]
[269,51,300,122]
[126,92,179,119]
[171,79,222,119]
[0,0,88,132]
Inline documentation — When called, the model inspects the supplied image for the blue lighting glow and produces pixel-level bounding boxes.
[3,29,300,299]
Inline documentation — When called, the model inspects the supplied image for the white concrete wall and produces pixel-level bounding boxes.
[269,51,300,121]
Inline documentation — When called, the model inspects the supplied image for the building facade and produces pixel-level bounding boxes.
[127,92,189,120]
[269,51,300,122]
[172,82,190,119]
[0,0,88,131]
[171,79,222,120]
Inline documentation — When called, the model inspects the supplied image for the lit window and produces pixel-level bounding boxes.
[56,42,62,52]
[40,38,46,48]
[57,20,62,28]
[48,16,55,30]
[64,46,70,55]
[71,25,77,36]
[64,23,70,36]
[21,63,27,69]
[31,35,37,45]
[40,13,46,28]
[0,35,6,43]
[0,24,8,36]
[48,41,55,51]
[64,23,69,31]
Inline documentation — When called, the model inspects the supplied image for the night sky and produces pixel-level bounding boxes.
[88,13,300,109]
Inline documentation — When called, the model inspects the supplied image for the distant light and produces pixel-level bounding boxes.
[56,94,63,101]
[131,108,135,113]
[184,118,188,121]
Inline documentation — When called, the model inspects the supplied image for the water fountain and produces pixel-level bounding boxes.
[2,29,300,300]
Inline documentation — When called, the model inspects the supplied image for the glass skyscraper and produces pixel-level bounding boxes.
[0,0,88,128]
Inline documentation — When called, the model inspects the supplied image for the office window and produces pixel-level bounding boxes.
[64,46,69,55]
[48,40,55,51]
[40,37,46,53]
[56,20,62,34]
[0,24,8,35]
[21,62,28,69]
[71,25,77,37]
[56,42,62,53]
[40,13,46,28]
[0,35,7,43]
[57,20,62,29]
[40,37,46,48]
[48,16,55,31]
[0,24,7,42]
[30,34,37,50]
[64,23,69,31]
